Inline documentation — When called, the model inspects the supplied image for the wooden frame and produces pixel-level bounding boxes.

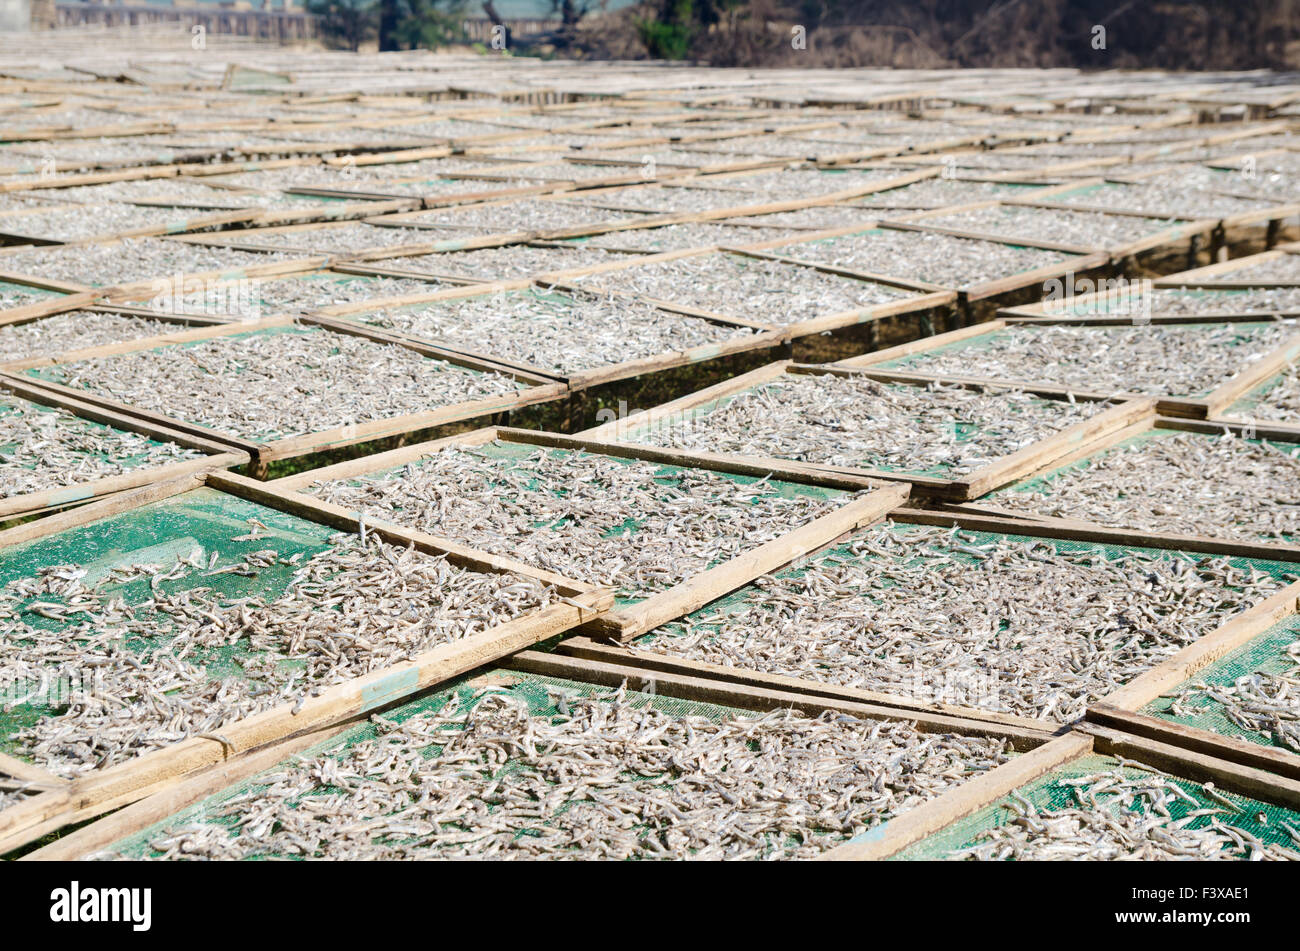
[0,373,248,520]
[575,360,1155,501]
[3,315,567,470]
[23,650,1055,861]
[534,245,957,341]
[266,423,909,643]
[313,278,787,391]
[0,470,613,855]
[836,316,1300,419]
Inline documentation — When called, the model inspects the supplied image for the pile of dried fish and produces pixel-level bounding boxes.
[159,274,445,317]
[1238,364,1300,423]
[389,199,651,234]
[637,522,1285,721]
[307,443,839,600]
[582,222,794,251]
[126,685,1012,860]
[1,533,554,777]
[628,375,1106,476]
[1045,287,1300,318]
[572,252,913,325]
[0,203,217,242]
[1215,256,1300,284]
[0,396,201,497]
[1166,641,1300,752]
[890,322,1296,397]
[948,766,1300,860]
[773,228,1074,288]
[1053,181,1270,219]
[990,429,1300,543]
[0,238,305,287]
[43,328,523,441]
[921,205,1183,249]
[381,244,629,280]
[0,311,192,364]
[211,223,432,255]
[723,206,880,230]
[354,290,756,375]
[22,180,289,210]
[0,282,59,312]
[854,179,1041,210]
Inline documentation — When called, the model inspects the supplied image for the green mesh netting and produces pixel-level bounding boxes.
[103,669,846,859]
[0,487,336,766]
[891,752,1300,860]
[1141,614,1300,751]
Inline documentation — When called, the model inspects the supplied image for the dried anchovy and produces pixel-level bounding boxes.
[1213,256,1300,284]
[156,274,448,317]
[0,238,305,287]
[580,222,795,251]
[1167,641,1300,753]
[307,443,839,600]
[0,396,201,498]
[771,228,1075,288]
[1046,287,1300,318]
[381,244,630,280]
[1,533,554,778]
[126,686,1011,860]
[853,179,1037,210]
[1054,181,1277,219]
[353,290,754,375]
[0,202,219,243]
[208,222,436,255]
[990,430,1300,543]
[21,180,291,210]
[948,767,1300,860]
[1237,363,1300,423]
[389,199,651,234]
[571,253,912,326]
[636,522,1285,722]
[921,204,1184,248]
[891,322,1295,397]
[0,282,59,312]
[722,205,881,230]
[627,375,1106,476]
[0,310,192,363]
[45,328,522,442]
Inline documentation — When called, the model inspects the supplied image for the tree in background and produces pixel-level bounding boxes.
[307,0,375,50]
[310,0,467,50]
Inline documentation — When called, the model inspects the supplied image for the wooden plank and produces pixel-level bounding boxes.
[1087,704,1300,782]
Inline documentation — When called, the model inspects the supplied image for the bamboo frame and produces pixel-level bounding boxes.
[575,360,1155,501]
[4,315,567,468]
[0,470,613,855]
[836,316,1300,419]
[266,423,909,642]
